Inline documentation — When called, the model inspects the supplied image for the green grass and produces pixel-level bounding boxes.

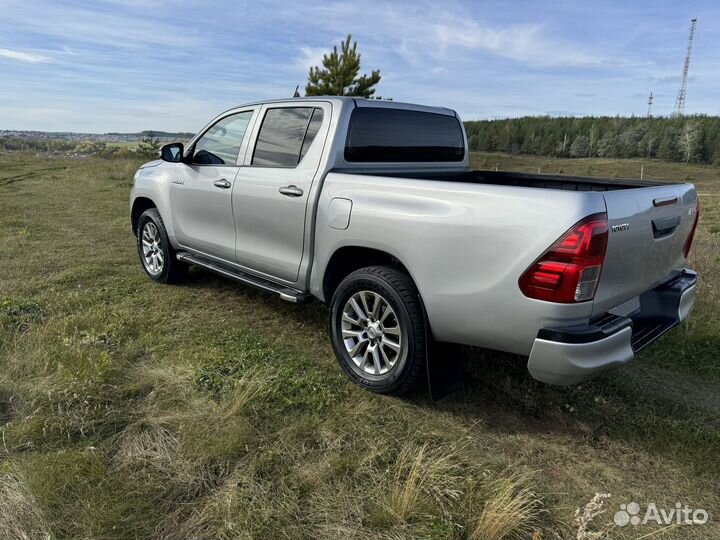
[0,152,719,539]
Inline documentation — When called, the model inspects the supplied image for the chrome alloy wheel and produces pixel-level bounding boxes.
[341,290,403,377]
[141,221,164,276]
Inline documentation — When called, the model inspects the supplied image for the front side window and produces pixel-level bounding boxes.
[192,111,253,165]
[252,107,323,167]
[345,108,465,162]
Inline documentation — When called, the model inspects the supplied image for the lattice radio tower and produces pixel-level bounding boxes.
[647,92,654,117]
[673,18,697,116]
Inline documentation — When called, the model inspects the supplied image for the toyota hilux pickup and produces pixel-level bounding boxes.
[130,97,699,395]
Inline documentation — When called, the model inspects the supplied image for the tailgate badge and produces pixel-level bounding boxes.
[611,223,630,232]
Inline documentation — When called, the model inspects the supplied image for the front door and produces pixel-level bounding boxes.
[171,109,255,261]
[233,104,329,282]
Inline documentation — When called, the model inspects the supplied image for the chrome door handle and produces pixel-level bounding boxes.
[213,178,231,189]
[279,185,304,197]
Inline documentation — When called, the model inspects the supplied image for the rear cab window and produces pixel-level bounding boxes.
[344,108,465,163]
[252,107,324,168]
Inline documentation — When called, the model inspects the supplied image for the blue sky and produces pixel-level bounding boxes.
[1,0,718,133]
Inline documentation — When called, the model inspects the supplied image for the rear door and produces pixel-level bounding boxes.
[171,109,256,261]
[592,183,698,315]
[232,103,330,283]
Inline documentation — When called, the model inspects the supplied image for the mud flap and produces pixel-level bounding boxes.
[424,313,465,401]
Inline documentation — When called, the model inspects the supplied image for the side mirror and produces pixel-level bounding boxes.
[160,142,184,163]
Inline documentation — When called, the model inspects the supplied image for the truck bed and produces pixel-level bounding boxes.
[368,169,674,191]
[328,166,697,348]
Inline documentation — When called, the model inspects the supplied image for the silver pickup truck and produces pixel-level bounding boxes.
[130,97,699,395]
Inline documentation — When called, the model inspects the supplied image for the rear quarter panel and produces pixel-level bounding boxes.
[312,173,607,355]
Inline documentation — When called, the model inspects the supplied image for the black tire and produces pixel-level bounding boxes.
[329,266,426,395]
[136,208,187,284]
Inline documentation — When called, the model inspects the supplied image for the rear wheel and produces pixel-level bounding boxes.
[329,266,426,395]
[136,208,187,284]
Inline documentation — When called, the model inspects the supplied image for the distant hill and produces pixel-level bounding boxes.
[107,130,196,139]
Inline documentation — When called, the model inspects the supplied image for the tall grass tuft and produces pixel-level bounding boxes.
[0,467,51,540]
[382,442,463,522]
[469,468,543,540]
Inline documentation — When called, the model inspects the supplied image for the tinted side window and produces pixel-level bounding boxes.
[300,108,324,161]
[252,107,313,167]
[193,111,253,165]
[345,108,465,162]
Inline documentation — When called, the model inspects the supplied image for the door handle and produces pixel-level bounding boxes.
[213,178,231,189]
[652,215,680,238]
[279,185,304,197]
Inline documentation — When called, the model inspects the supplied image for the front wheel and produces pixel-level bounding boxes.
[136,208,187,284]
[329,266,427,395]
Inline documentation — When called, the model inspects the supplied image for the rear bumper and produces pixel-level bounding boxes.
[527,269,697,385]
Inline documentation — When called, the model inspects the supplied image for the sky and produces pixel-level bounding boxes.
[1,0,718,133]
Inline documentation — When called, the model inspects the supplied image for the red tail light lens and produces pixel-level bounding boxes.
[683,198,700,258]
[519,213,608,303]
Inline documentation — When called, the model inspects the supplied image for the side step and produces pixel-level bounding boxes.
[176,252,310,303]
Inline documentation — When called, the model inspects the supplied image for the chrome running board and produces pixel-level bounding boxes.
[176,252,310,303]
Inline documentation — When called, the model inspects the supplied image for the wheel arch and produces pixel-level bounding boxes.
[321,246,416,304]
[131,197,157,236]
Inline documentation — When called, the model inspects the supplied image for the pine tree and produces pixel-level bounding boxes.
[617,127,643,158]
[657,128,678,161]
[305,35,381,97]
[595,134,617,158]
[569,135,590,158]
[138,131,161,157]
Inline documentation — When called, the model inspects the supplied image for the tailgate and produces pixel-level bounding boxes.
[592,183,698,316]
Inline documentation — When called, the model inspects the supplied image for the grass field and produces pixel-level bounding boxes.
[1,152,719,539]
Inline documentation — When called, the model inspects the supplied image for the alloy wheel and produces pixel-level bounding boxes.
[141,221,164,276]
[340,290,403,378]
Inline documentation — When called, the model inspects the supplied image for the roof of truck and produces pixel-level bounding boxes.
[227,96,457,117]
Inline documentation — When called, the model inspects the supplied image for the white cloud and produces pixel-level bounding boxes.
[1,2,196,50]
[0,47,50,63]
[432,21,603,67]
[288,3,609,69]
[296,46,328,72]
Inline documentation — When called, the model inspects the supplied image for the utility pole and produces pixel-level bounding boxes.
[647,92,654,117]
[674,18,697,116]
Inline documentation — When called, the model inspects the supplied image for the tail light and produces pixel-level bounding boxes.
[519,213,608,303]
[683,198,700,258]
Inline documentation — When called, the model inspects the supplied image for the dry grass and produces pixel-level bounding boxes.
[112,421,181,469]
[381,442,463,522]
[221,367,274,418]
[0,467,51,540]
[469,468,543,540]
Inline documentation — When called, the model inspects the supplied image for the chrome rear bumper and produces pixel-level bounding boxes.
[528,269,697,385]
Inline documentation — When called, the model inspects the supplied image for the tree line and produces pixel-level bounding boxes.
[464,115,720,165]
[0,137,76,154]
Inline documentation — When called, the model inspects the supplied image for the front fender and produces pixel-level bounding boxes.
[130,162,177,246]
